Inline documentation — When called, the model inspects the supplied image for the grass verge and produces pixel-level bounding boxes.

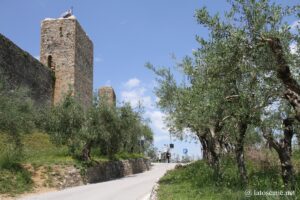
[157,155,300,200]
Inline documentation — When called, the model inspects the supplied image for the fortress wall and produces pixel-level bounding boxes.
[0,33,54,106]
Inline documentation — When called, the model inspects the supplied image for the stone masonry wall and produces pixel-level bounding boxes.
[29,158,151,190]
[98,86,116,107]
[74,20,93,108]
[40,16,93,109]
[86,158,151,183]
[0,33,54,106]
[40,18,76,105]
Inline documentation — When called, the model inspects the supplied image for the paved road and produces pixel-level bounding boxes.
[21,163,176,200]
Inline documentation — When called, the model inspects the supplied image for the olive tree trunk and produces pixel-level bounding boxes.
[263,37,300,121]
[235,120,248,185]
[262,118,295,190]
[81,141,92,161]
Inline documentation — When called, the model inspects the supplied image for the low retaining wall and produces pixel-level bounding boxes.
[29,158,151,190]
[86,158,151,183]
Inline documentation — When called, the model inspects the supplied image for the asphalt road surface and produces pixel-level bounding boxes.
[21,163,176,200]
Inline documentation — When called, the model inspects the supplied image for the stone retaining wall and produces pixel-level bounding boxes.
[43,158,151,190]
[86,158,151,183]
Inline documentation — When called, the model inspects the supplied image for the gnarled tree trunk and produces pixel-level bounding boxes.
[206,127,221,176]
[198,133,210,161]
[235,120,248,185]
[81,141,92,161]
[263,37,300,121]
[262,118,295,190]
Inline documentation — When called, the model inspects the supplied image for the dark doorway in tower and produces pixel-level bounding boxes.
[47,55,54,70]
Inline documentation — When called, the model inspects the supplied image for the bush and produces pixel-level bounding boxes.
[0,146,22,170]
[0,135,22,169]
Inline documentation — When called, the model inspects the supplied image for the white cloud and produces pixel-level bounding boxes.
[146,110,169,143]
[146,110,167,134]
[121,78,169,144]
[124,78,140,89]
[121,87,152,109]
[290,42,298,54]
[34,55,40,60]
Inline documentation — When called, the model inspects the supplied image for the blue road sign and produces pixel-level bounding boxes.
[183,148,188,154]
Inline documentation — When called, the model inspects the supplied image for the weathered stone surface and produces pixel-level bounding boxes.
[0,15,93,110]
[86,158,151,183]
[0,33,54,106]
[40,16,93,110]
[98,86,116,107]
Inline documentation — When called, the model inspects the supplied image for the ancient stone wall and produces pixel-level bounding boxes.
[99,86,116,107]
[74,21,93,108]
[27,158,151,190]
[0,33,54,106]
[86,158,151,183]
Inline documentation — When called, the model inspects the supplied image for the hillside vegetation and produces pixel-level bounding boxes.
[158,150,300,199]
[0,75,154,196]
[0,132,146,196]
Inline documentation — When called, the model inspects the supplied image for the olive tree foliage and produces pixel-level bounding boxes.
[42,94,154,161]
[119,103,153,154]
[42,94,85,157]
[147,0,299,189]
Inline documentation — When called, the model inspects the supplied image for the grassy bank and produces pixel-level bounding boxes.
[0,132,144,196]
[0,133,71,195]
[158,153,300,200]
[0,164,33,195]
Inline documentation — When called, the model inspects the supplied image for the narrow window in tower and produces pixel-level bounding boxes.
[47,55,54,70]
[59,27,63,37]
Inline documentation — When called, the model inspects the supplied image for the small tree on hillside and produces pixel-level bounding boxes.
[42,94,85,158]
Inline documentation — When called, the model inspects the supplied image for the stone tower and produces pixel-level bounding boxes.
[98,86,116,107]
[40,15,93,109]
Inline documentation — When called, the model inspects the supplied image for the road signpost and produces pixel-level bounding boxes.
[183,148,188,155]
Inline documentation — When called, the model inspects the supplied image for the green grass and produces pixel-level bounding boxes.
[157,156,300,200]
[0,164,33,195]
[22,132,74,165]
[112,152,144,160]
[0,132,71,195]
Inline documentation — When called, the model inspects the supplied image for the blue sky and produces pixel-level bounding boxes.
[0,0,298,159]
